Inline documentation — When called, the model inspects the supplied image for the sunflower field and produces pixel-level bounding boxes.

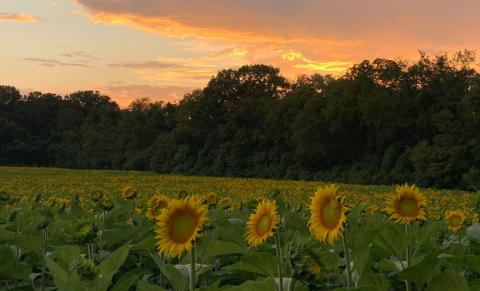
[2,167,480,291]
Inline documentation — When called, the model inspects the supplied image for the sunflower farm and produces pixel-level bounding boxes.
[1,167,480,290]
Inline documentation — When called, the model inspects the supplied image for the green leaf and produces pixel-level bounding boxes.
[58,272,86,291]
[414,220,445,250]
[347,223,387,254]
[467,224,480,241]
[86,273,114,291]
[225,278,276,291]
[45,256,70,287]
[425,272,469,291]
[51,245,81,272]
[203,240,247,258]
[131,236,156,251]
[0,243,14,270]
[400,250,443,290]
[347,203,374,227]
[375,260,399,272]
[111,269,144,291]
[136,280,166,291]
[441,255,480,273]
[9,235,45,255]
[372,224,412,260]
[99,240,131,276]
[357,274,390,291]
[103,227,140,247]
[150,252,188,291]
[0,265,32,281]
[353,246,371,279]
[224,252,279,278]
[0,229,16,243]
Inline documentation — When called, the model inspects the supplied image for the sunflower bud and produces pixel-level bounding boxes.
[266,188,281,200]
[8,210,17,222]
[69,256,97,281]
[245,198,259,210]
[72,220,98,245]
[35,217,50,230]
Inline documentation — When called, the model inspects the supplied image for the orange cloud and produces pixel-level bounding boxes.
[81,11,361,47]
[0,13,44,22]
[71,10,85,14]
[135,69,215,82]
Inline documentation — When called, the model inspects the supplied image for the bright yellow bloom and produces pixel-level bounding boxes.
[122,186,137,201]
[308,184,347,246]
[445,210,465,231]
[155,197,209,258]
[245,200,280,247]
[384,183,427,225]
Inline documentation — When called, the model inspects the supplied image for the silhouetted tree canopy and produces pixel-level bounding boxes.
[1,55,479,190]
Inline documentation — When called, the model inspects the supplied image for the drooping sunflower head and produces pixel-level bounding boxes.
[289,243,323,290]
[384,183,427,225]
[91,190,103,202]
[69,256,97,281]
[445,210,465,231]
[231,200,243,211]
[146,195,170,220]
[245,200,281,247]
[219,197,233,208]
[122,186,137,201]
[308,184,347,246]
[72,220,98,245]
[473,213,480,224]
[100,198,114,211]
[155,197,209,258]
[207,193,217,206]
[0,191,9,201]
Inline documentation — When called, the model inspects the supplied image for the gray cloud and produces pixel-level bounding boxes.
[107,61,179,69]
[24,58,93,68]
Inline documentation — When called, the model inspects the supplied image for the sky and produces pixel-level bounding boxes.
[1,0,479,108]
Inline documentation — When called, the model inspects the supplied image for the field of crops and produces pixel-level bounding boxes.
[1,166,480,291]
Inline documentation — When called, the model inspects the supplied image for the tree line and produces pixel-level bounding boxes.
[1,50,479,190]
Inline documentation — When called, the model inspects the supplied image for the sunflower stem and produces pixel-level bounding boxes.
[287,278,296,291]
[275,233,284,291]
[405,224,411,291]
[100,210,106,250]
[160,253,165,288]
[190,242,196,291]
[342,235,352,290]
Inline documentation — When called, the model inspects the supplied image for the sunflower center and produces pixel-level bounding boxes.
[450,216,461,227]
[399,198,419,216]
[322,201,341,228]
[171,213,197,243]
[257,214,272,236]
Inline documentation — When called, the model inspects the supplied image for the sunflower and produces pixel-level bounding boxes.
[308,184,347,246]
[305,256,322,279]
[122,186,137,201]
[100,198,114,211]
[146,195,169,220]
[384,183,427,225]
[473,213,480,224]
[219,197,232,208]
[245,200,280,247]
[207,193,217,207]
[91,190,103,202]
[445,210,465,231]
[155,197,209,258]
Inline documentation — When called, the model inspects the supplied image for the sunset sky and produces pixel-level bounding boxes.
[1,0,479,107]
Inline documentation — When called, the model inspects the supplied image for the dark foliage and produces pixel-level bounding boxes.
[1,55,479,190]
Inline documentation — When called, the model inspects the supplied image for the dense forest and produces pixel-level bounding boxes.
[1,50,480,190]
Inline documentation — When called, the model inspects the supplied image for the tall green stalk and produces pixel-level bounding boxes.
[342,235,352,289]
[405,224,411,291]
[41,228,49,291]
[190,242,196,291]
[275,233,284,291]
